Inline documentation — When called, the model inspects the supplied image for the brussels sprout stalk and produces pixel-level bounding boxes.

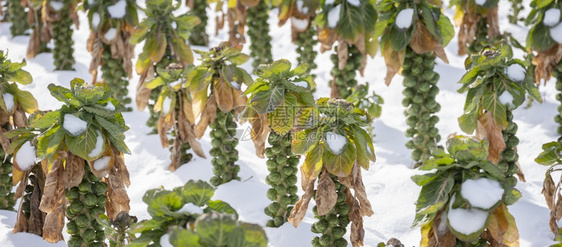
[264,131,299,227]
[66,162,107,247]
[209,109,240,186]
[0,151,15,210]
[188,0,209,46]
[52,4,75,70]
[295,25,318,79]
[402,47,441,167]
[101,45,132,111]
[311,173,350,247]
[330,45,361,99]
[246,0,273,69]
[8,0,29,36]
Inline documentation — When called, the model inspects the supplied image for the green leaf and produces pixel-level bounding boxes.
[145,77,165,89]
[419,154,455,171]
[169,227,200,247]
[504,188,522,205]
[482,92,507,127]
[143,188,184,217]
[349,126,375,169]
[205,200,238,218]
[269,93,297,133]
[291,63,308,75]
[239,223,268,247]
[227,53,250,66]
[529,23,555,51]
[65,127,100,161]
[535,141,561,166]
[389,20,414,51]
[479,161,505,181]
[179,180,215,206]
[415,172,455,216]
[323,140,356,177]
[458,110,478,135]
[48,84,80,107]
[436,13,454,46]
[36,127,65,160]
[338,4,364,41]
[421,6,438,39]
[6,69,32,85]
[411,172,440,186]
[446,136,489,162]
[30,111,60,129]
[536,0,554,9]
[249,85,285,114]
[195,212,237,247]
[95,116,126,141]
[130,19,154,44]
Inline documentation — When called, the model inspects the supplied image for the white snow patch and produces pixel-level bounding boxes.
[169,79,182,88]
[291,17,309,30]
[88,131,104,158]
[325,0,335,5]
[359,115,367,121]
[551,22,562,43]
[104,28,117,41]
[15,141,35,171]
[327,5,341,28]
[347,0,360,6]
[230,81,241,90]
[436,210,448,235]
[49,1,64,11]
[3,93,14,112]
[544,8,561,27]
[93,156,111,171]
[296,0,305,12]
[461,178,504,209]
[395,8,414,29]
[447,195,489,235]
[499,91,514,107]
[325,132,347,154]
[292,81,308,88]
[475,0,486,5]
[63,114,88,136]
[162,97,172,115]
[159,234,173,247]
[178,203,204,214]
[104,102,115,111]
[171,21,177,29]
[92,13,101,29]
[107,0,127,19]
[506,64,526,82]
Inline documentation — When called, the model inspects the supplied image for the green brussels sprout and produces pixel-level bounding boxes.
[69,201,84,214]
[411,66,421,76]
[507,177,517,187]
[67,237,83,247]
[268,202,281,212]
[506,136,519,148]
[210,177,220,187]
[286,175,298,185]
[413,94,424,104]
[502,149,518,163]
[402,61,412,70]
[78,183,92,194]
[402,98,412,107]
[211,139,222,148]
[497,161,509,173]
[281,195,292,205]
[412,135,424,146]
[75,215,90,228]
[334,238,348,247]
[288,158,299,166]
[268,172,282,183]
[273,216,284,226]
[84,194,98,208]
[506,122,518,133]
[336,204,350,215]
[413,56,423,65]
[319,235,332,246]
[290,194,299,204]
[276,156,287,164]
[338,216,350,226]
[83,229,97,242]
[412,148,422,161]
[267,189,278,200]
[265,148,274,157]
[402,88,414,98]
[332,226,346,239]
[418,82,431,93]
[97,196,107,205]
[312,237,321,247]
[406,116,418,126]
[93,183,107,196]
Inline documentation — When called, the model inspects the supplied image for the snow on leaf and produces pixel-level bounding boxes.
[395,8,414,29]
[14,141,35,171]
[49,1,64,11]
[505,64,526,82]
[63,114,88,136]
[461,178,504,210]
[3,93,14,112]
[291,17,308,30]
[88,130,104,158]
[498,91,514,107]
[104,28,118,41]
[447,195,489,240]
[291,80,308,88]
[177,202,204,214]
[107,0,127,19]
[92,13,101,29]
[327,5,341,28]
[162,97,172,115]
[544,8,561,27]
[347,0,360,6]
[475,0,487,5]
[325,132,347,155]
[94,156,111,171]
[550,22,562,44]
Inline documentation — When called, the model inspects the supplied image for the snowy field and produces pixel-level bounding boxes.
[0,0,559,246]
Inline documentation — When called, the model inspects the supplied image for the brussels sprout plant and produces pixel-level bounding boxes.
[84,0,139,111]
[7,0,29,36]
[129,180,268,247]
[526,0,562,134]
[458,44,541,180]
[188,42,252,186]
[535,138,562,241]
[130,0,200,132]
[242,59,315,227]
[376,0,454,167]
[0,51,38,213]
[207,0,247,46]
[288,98,375,247]
[25,0,50,58]
[8,79,131,245]
[315,0,377,99]
[246,0,273,69]
[143,64,206,170]
[413,135,521,246]
[450,0,501,55]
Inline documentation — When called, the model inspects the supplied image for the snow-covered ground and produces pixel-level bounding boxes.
[0,0,558,246]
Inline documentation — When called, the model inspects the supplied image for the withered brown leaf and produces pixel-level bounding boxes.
[316,171,337,216]
[288,178,316,227]
[476,112,506,165]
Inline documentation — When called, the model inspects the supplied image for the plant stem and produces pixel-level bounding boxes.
[8,0,29,36]
[330,44,361,99]
[101,44,132,111]
[188,0,208,46]
[247,0,273,69]
[311,173,349,247]
[209,109,240,186]
[52,8,75,70]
